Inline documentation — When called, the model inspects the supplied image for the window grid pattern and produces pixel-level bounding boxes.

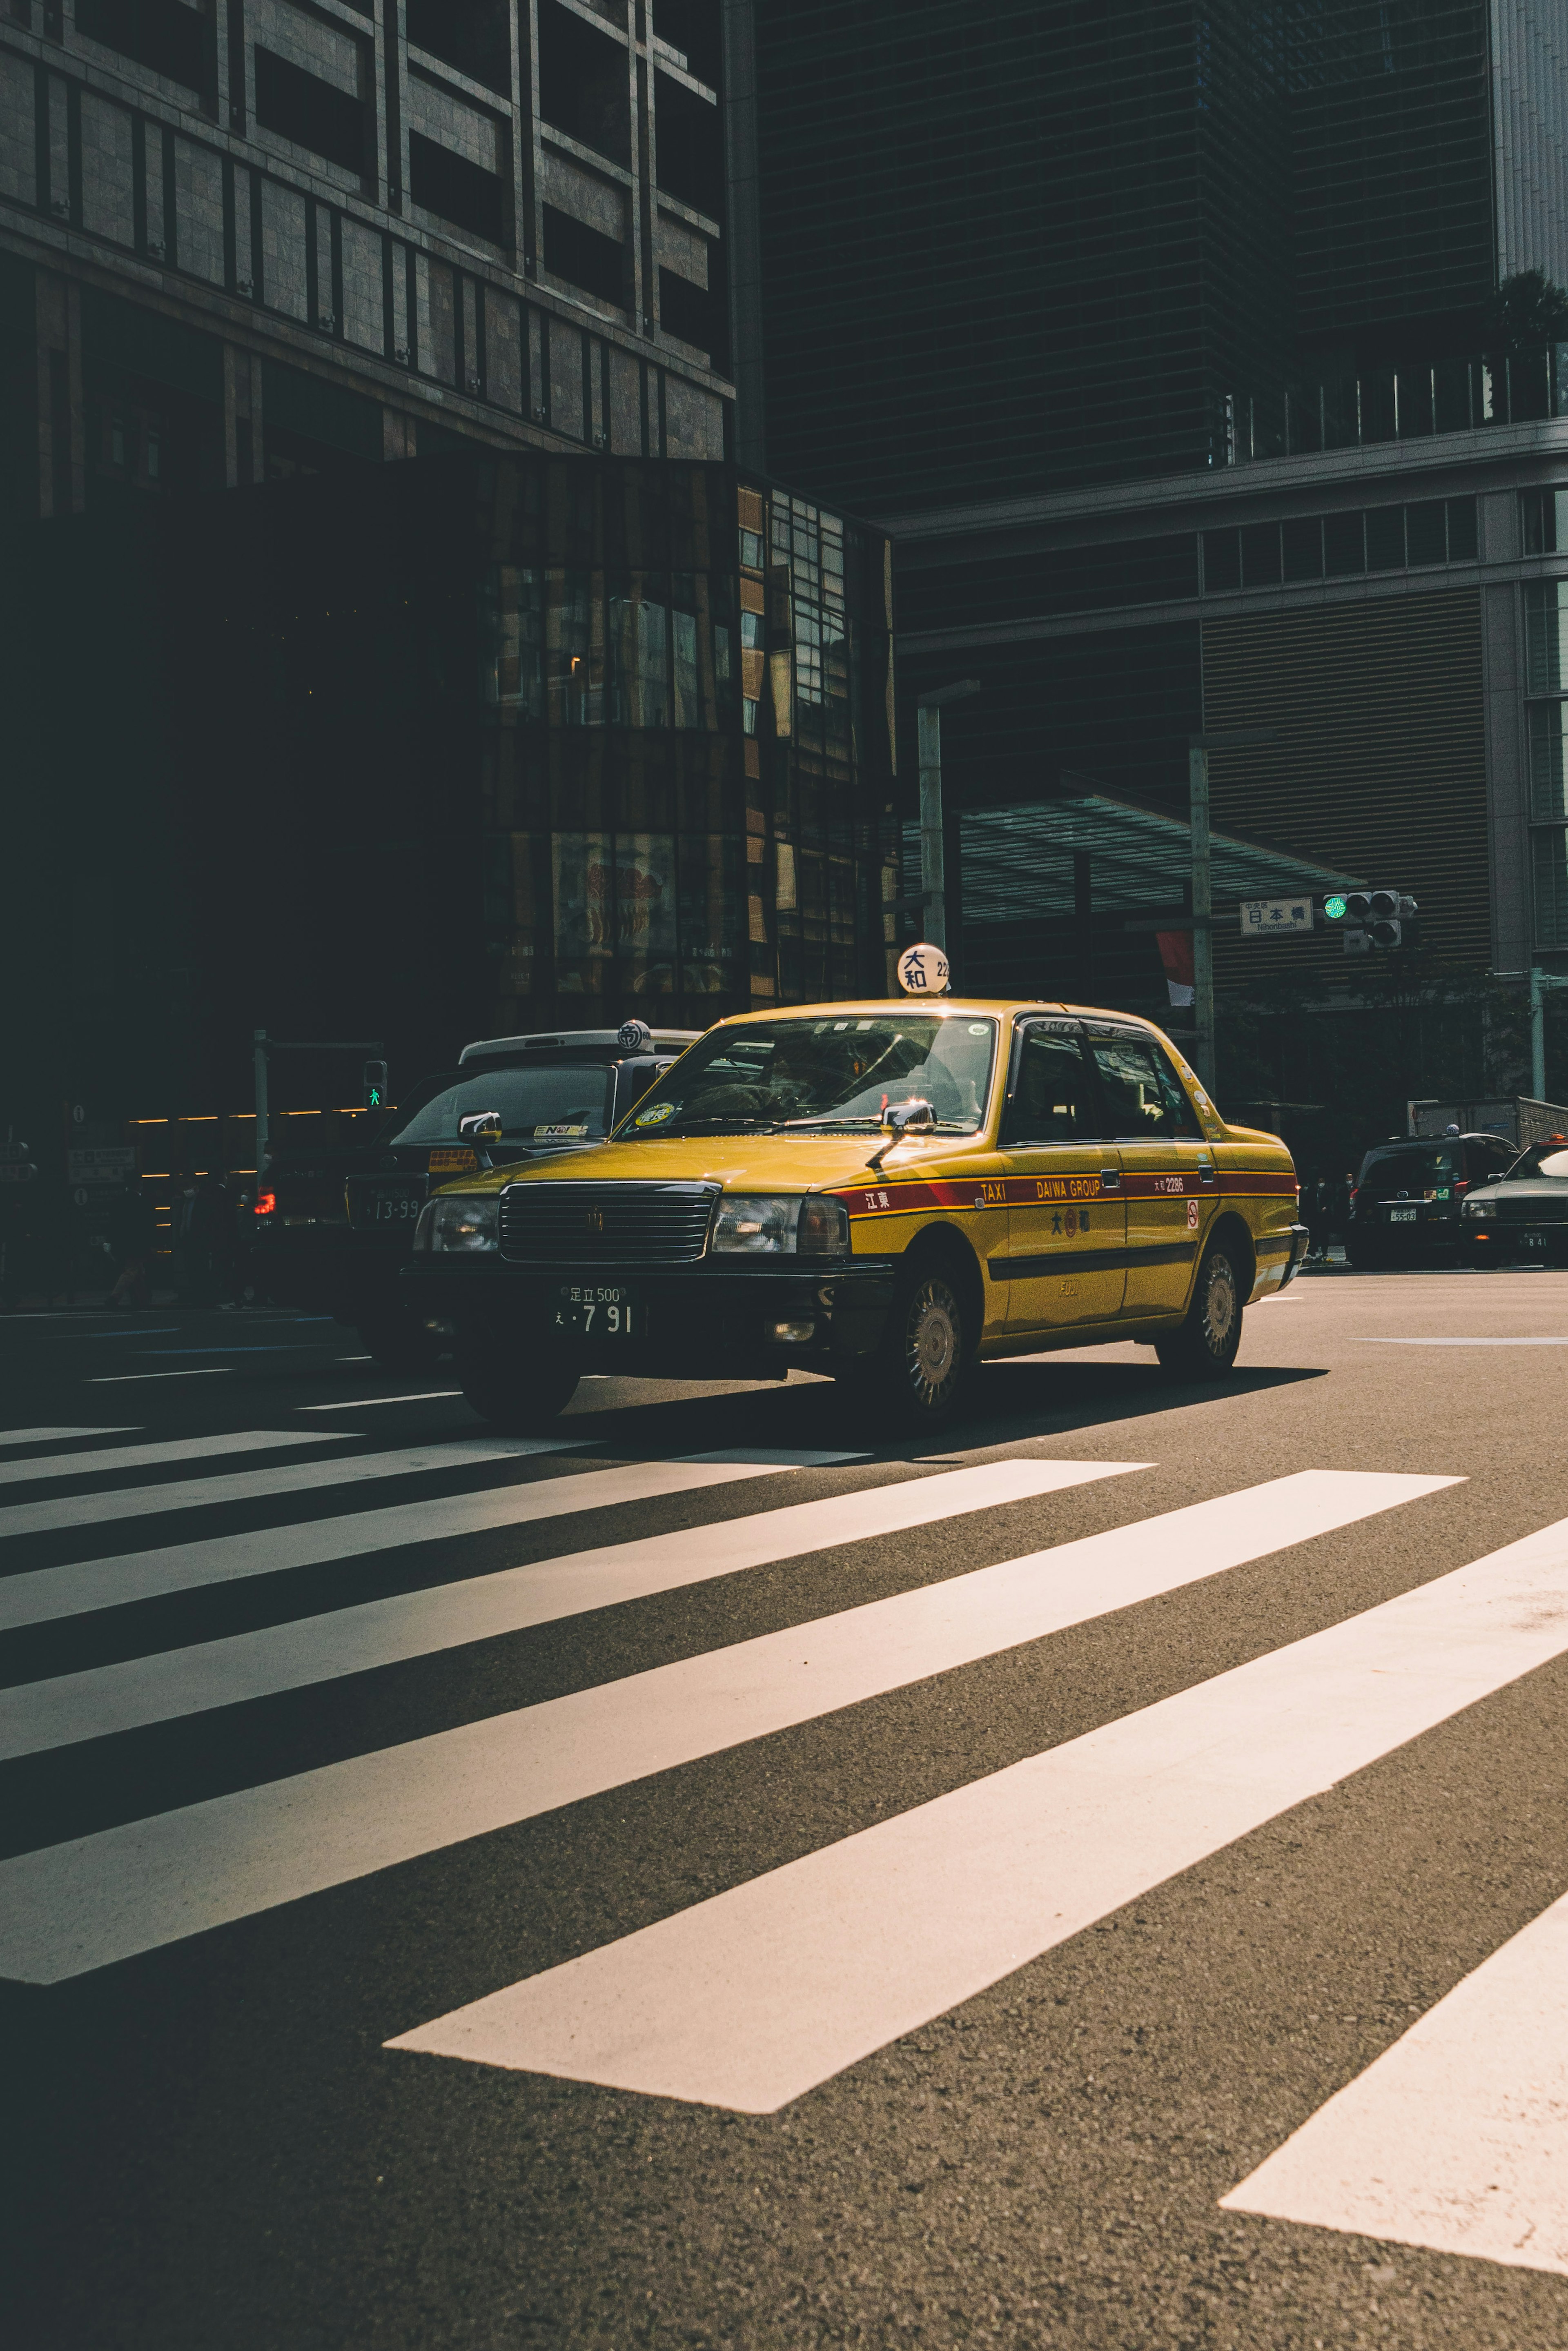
[1522,581,1568,949]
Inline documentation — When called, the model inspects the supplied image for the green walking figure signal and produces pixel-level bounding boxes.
[363,1059,388,1111]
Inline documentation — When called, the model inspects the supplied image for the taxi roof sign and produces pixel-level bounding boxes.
[897,942,951,996]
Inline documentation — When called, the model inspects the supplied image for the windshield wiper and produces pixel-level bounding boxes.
[625,1115,776,1138]
[770,1114,882,1130]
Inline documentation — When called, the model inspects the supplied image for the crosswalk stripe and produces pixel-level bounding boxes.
[0,1452,856,1634]
[0,1457,1136,1758]
[300,1392,461,1411]
[0,1436,572,1544]
[0,1429,336,1492]
[0,1463,1437,1984]
[385,1480,1568,2117]
[0,1428,136,1449]
[1219,1886,1568,2275]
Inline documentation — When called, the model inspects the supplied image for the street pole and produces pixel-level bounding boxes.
[1188,742,1214,1092]
[914,679,980,966]
[1187,726,1276,1098]
[917,706,947,954]
[253,1030,269,1175]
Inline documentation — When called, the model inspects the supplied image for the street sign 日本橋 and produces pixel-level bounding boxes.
[1240,897,1314,937]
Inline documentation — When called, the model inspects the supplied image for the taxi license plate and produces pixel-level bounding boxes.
[1523,1233,1546,1249]
[554,1282,641,1339]
[365,1185,424,1225]
[1387,1205,1418,1223]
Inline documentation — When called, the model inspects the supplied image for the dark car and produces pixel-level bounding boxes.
[1460,1135,1568,1266]
[249,1022,699,1366]
[1346,1131,1518,1266]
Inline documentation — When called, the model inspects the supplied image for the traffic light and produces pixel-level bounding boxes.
[362,1059,388,1111]
[1323,890,1417,953]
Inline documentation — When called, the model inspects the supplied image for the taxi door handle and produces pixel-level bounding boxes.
[1198,1161,1216,1185]
[1100,1168,1120,1190]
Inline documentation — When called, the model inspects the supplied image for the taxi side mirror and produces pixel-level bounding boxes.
[457,1110,503,1169]
[866,1096,935,1172]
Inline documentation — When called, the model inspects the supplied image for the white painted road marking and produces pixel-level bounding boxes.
[0,1451,869,1632]
[389,1488,1568,2118]
[0,1458,1144,1756]
[1355,1336,1568,1346]
[0,1429,136,1448]
[1221,1886,1568,2275]
[0,1437,564,1544]
[0,1429,335,1491]
[0,1465,1446,1983]
[88,1370,235,1384]
[1222,1881,1568,2266]
[300,1392,462,1411]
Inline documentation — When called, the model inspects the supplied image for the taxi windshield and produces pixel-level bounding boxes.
[1506,1142,1568,1180]
[619,1014,998,1139]
[388,1066,615,1144]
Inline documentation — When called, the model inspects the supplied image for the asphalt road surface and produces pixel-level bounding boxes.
[7,1269,1568,2350]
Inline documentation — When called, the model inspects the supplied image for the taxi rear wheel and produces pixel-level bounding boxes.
[457,1327,579,1432]
[1155,1237,1243,1381]
[863,1262,971,1431]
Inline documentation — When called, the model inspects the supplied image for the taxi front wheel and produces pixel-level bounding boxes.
[457,1328,579,1432]
[860,1262,971,1432]
[1155,1238,1243,1382]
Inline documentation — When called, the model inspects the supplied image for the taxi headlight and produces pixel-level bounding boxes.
[711,1194,850,1256]
[1462,1195,1489,1218]
[413,1196,499,1253]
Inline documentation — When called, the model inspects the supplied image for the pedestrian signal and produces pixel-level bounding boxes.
[363,1059,388,1110]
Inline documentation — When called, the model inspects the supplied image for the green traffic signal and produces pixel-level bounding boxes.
[1323,894,1348,921]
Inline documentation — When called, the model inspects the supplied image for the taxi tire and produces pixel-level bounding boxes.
[457,1331,580,1432]
[861,1260,971,1432]
[1154,1235,1243,1382]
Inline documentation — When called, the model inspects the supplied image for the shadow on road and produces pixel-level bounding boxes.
[555,1359,1330,1462]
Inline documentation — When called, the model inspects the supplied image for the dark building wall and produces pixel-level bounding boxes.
[1292,0,1495,357]
[1203,589,1490,984]
[2,453,896,1133]
[755,0,1293,514]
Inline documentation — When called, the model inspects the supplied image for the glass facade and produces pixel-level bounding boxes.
[1524,582,1568,949]
[472,459,897,1032]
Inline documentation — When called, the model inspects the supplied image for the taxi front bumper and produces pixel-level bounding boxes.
[401,1254,897,1378]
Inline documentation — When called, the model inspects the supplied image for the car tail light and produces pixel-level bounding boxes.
[254,1191,277,1217]
[1454,1178,1468,1195]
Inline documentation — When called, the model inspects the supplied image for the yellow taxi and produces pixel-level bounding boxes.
[405,994,1306,1433]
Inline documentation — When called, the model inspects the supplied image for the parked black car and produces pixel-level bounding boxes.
[249,1022,700,1366]
[1346,1131,1518,1266]
[1460,1135,1568,1265]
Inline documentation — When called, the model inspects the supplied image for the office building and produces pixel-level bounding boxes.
[0,0,743,524]
[4,452,896,1128]
[751,0,1568,1146]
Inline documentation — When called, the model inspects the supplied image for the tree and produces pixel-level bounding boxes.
[1482,269,1568,350]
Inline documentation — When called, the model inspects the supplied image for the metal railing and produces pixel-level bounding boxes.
[1221,346,1568,466]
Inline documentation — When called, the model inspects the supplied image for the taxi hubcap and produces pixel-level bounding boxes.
[1203,1253,1237,1350]
[906,1280,958,1401]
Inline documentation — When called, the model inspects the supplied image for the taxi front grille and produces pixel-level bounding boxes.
[499,1181,719,1263]
[1490,1193,1568,1222]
